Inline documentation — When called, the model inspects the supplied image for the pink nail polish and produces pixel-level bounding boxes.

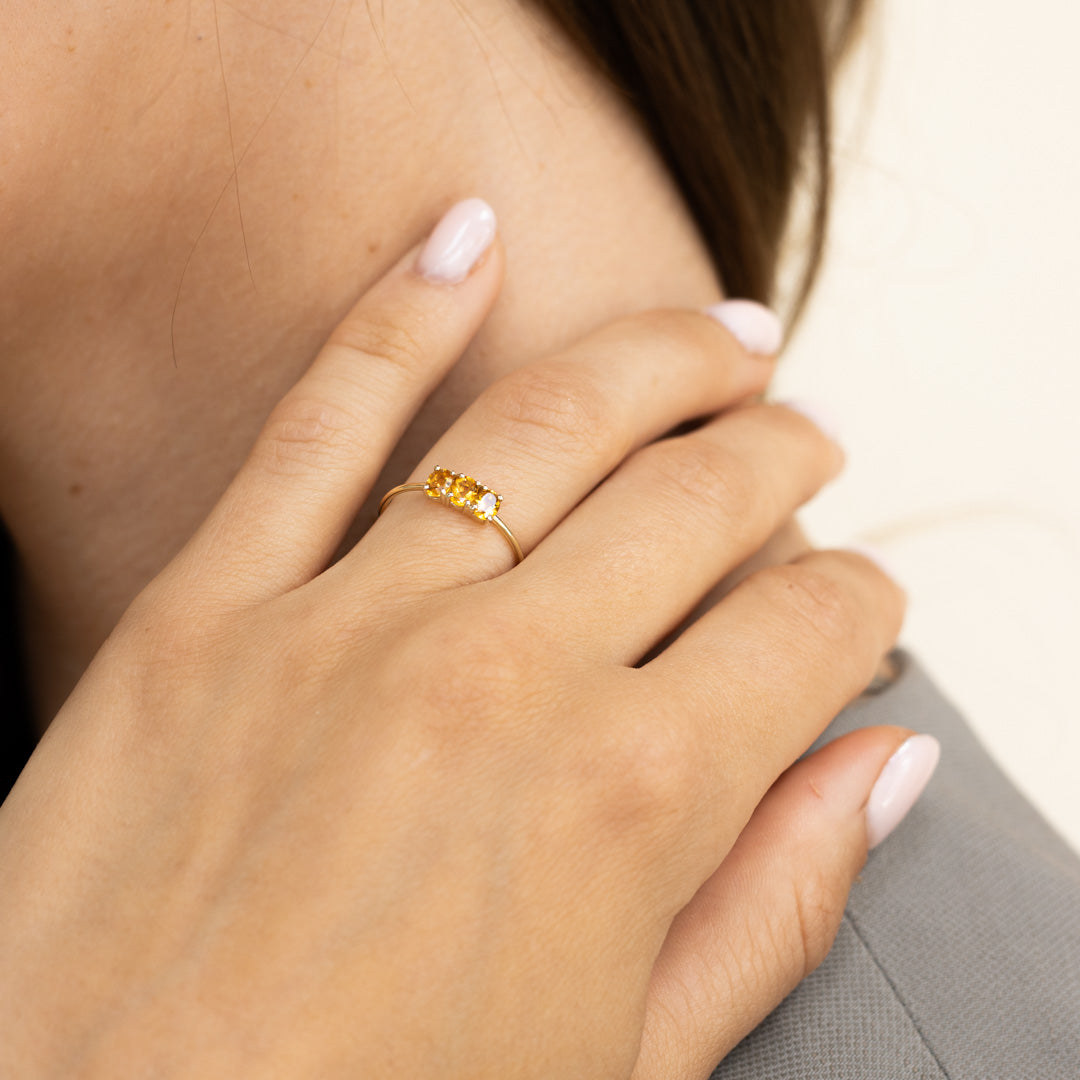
[702,300,784,356]
[416,198,497,284]
[866,734,941,849]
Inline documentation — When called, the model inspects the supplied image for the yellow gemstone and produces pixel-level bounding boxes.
[425,466,455,498]
[449,475,480,508]
[473,489,501,520]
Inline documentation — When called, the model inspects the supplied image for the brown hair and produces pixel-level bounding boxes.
[529,0,869,328]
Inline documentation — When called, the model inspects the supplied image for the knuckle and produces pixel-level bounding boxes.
[483,363,614,458]
[789,869,849,978]
[256,395,359,476]
[327,310,428,381]
[727,869,848,1000]
[641,437,758,526]
[597,714,699,829]
[756,563,860,647]
[404,614,537,747]
[430,648,519,719]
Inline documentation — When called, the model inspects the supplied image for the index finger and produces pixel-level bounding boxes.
[165,198,503,605]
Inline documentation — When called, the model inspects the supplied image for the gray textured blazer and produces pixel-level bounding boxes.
[713,651,1080,1079]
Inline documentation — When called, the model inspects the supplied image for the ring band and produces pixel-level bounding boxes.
[378,466,524,564]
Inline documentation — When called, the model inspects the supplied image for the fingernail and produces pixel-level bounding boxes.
[417,198,497,284]
[702,300,784,356]
[846,542,903,584]
[866,734,941,848]
[776,398,843,444]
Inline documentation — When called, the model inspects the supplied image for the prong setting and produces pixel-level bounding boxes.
[424,467,503,521]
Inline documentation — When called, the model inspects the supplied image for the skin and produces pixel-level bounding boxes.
[2,0,742,725]
[0,2,913,1074]
[0,227,909,1076]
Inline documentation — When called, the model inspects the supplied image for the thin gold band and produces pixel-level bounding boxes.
[377,467,524,565]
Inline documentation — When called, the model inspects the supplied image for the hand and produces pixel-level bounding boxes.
[0,198,918,1078]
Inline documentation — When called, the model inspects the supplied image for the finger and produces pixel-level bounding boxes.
[168,197,503,604]
[644,548,907,817]
[512,402,844,662]
[631,726,941,1080]
[356,303,779,589]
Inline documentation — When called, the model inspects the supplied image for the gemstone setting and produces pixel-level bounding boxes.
[424,467,503,523]
[449,474,480,509]
[474,491,500,520]
[425,466,455,498]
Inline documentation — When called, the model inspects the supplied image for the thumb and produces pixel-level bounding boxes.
[631,725,941,1080]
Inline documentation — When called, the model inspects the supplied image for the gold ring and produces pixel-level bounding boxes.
[377,466,524,564]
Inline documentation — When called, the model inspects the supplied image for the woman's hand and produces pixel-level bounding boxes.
[0,198,927,1078]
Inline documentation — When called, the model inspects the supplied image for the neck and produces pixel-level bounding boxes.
[1,1,733,728]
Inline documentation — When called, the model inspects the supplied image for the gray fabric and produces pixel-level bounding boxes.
[712,650,1080,1079]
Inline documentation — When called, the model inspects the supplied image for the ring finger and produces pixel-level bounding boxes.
[357,305,778,589]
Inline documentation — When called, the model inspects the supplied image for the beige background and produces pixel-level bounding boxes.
[776,0,1080,851]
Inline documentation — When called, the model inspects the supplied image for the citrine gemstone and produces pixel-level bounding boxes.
[421,468,503,520]
[449,475,480,508]
[474,490,501,520]
[425,466,455,498]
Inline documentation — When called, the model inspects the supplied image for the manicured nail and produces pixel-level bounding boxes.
[866,734,941,848]
[776,398,842,444]
[846,542,903,584]
[417,198,497,284]
[702,300,784,356]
